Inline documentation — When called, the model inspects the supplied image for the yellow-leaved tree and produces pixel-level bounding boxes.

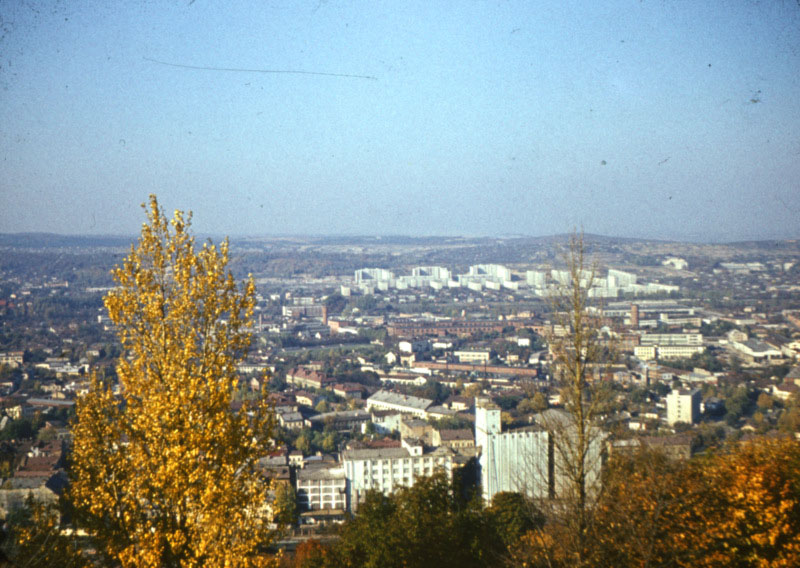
[70,196,276,567]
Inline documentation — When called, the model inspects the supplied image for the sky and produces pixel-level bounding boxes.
[1,1,799,242]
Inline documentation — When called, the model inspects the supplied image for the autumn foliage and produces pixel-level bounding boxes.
[69,196,275,567]
[529,436,800,568]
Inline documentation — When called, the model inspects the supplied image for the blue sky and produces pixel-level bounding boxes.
[1,1,799,241]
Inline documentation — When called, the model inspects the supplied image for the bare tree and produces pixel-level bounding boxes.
[533,232,615,566]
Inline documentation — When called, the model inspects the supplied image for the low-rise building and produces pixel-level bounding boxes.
[305,410,370,433]
[433,428,474,450]
[454,349,492,364]
[286,367,334,390]
[366,390,433,418]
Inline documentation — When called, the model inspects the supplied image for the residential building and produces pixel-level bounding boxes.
[666,388,702,425]
[341,438,453,511]
[305,410,370,433]
[433,429,474,450]
[296,463,347,513]
[366,390,433,418]
[454,348,492,364]
[286,367,334,390]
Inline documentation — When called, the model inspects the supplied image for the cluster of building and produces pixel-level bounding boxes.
[271,393,607,522]
[351,265,678,297]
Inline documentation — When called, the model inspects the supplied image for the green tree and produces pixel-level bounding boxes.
[330,473,503,568]
[295,432,311,454]
[756,392,774,411]
[273,484,299,528]
[69,196,276,568]
[486,492,545,551]
[724,385,753,426]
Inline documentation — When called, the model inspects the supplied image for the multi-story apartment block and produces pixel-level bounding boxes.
[296,464,348,512]
[341,438,453,511]
[666,388,702,425]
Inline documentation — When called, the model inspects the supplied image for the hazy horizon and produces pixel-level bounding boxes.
[2,228,797,247]
[2,1,799,242]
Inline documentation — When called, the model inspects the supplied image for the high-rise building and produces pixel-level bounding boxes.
[475,398,550,502]
[666,388,702,425]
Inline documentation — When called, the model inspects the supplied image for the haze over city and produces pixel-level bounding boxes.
[1,1,799,242]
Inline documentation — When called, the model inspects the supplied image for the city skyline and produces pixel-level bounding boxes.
[2,1,799,242]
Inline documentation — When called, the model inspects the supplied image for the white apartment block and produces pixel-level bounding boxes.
[640,333,703,346]
[526,270,546,288]
[411,266,451,281]
[342,438,453,510]
[296,464,347,512]
[608,269,637,287]
[666,388,702,425]
[468,264,512,281]
[354,268,395,284]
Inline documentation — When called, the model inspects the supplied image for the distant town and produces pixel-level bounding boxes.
[1,232,799,535]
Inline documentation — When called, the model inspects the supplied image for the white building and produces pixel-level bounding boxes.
[366,390,433,418]
[608,269,638,287]
[354,268,395,285]
[454,349,492,364]
[342,438,453,510]
[296,464,348,513]
[662,257,689,270]
[730,339,783,364]
[525,270,546,288]
[639,333,705,360]
[666,388,701,425]
[468,264,512,282]
[475,399,550,502]
[475,399,605,504]
[411,266,451,281]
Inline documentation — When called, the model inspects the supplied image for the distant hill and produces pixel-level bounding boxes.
[0,233,133,249]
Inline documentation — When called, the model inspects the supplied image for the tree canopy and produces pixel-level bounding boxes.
[324,472,506,568]
[69,196,276,567]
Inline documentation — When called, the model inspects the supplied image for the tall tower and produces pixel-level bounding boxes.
[475,397,501,501]
[475,397,501,441]
[630,304,640,329]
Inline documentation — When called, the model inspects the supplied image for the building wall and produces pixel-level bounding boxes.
[475,399,550,502]
[454,350,491,364]
[475,399,605,504]
[296,467,347,512]
[666,389,701,425]
[342,448,453,511]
